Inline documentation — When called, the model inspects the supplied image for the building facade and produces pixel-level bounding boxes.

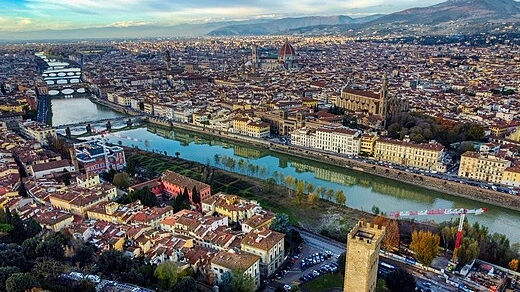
[73,139,126,175]
[375,138,445,172]
[19,120,57,146]
[458,152,512,184]
[211,250,261,290]
[344,220,385,292]
[241,227,285,279]
[161,170,211,203]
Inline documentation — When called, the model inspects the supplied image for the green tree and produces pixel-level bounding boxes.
[316,186,326,198]
[125,157,136,175]
[21,236,40,260]
[440,225,457,256]
[5,273,40,292]
[191,186,200,206]
[458,238,479,264]
[154,261,179,290]
[285,175,295,196]
[270,213,290,233]
[325,188,334,201]
[175,151,180,158]
[384,268,416,292]
[173,276,196,291]
[36,236,65,260]
[137,186,158,207]
[230,269,255,292]
[0,248,26,270]
[9,213,26,244]
[409,230,440,266]
[0,267,20,291]
[113,172,131,189]
[337,252,346,275]
[335,190,346,205]
[25,218,42,238]
[97,249,136,279]
[32,257,66,281]
[71,240,95,268]
[4,207,11,225]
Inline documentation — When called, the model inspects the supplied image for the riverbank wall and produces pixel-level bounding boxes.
[269,144,520,211]
[107,102,520,211]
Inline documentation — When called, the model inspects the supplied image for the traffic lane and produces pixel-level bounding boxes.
[293,227,345,256]
[380,257,457,292]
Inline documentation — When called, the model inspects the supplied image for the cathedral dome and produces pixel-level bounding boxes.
[278,42,295,58]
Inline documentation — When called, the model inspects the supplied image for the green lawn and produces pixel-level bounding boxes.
[300,273,344,292]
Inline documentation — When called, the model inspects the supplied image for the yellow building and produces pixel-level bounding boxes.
[344,220,385,292]
[375,138,445,172]
[241,228,285,279]
[360,134,378,156]
[489,123,509,137]
[233,117,271,138]
[260,110,305,136]
[502,166,520,187]
[35,210,75,232]
[19,120,57,146]
[86,201,127,224]
[302,98,318,108]
[202,193,261,223]
[458,152,511,184]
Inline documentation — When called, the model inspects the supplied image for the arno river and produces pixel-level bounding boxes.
[54,97,520,243]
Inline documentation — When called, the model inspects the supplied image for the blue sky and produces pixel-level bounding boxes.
[0,0,449,31]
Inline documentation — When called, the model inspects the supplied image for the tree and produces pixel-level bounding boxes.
[25,218,42,239]
[97,249,136,279]
[32,257,66,281]
[410,230,440,266]
[136,186,158,207]
[458,238,479,264]
[154,261,179,290]
[0,248,26,270]
[35,236,65,261]
[9,213,27,244]
[372,216,400,252]
[316,186,326,198]
[335,190,346,205]
[508,258,519,272]
[285,175,295,197]
[307,193,318,205]
[440,225,457,256]
[175,151,180,158]
[113,172,131,189]
[191,186,200,207]
[337,252,346,275]
[5,273,40,292]
[384,268,416,292]
[71,240,95,267]
[325,188,334,201]
[305,182,314,195]
[371,205,381,215]
[0,267,20,291]
[270,213,290,233]
[173,276,196,291]
[230,269,256,292]
[4,207,12,225]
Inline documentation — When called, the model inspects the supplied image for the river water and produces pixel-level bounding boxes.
[54,98,520,243]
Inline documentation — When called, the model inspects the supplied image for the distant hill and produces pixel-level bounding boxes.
[291,0,520,36]
[206,15,382,36]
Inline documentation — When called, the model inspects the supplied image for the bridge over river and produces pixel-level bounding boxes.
[54,115,146,131]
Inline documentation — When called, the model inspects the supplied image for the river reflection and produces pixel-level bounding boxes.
[95,125,520,242]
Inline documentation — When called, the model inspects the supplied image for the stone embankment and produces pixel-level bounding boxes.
[114,103,520,211]
[270,144,520,211]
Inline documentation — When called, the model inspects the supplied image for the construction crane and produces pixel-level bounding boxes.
[389,207,488,263]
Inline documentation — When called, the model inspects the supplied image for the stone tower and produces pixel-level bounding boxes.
[378,75,389,117]
[344,220,385,292]
[251,45,258,73]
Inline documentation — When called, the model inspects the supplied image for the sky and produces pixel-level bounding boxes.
[0,0,449,32]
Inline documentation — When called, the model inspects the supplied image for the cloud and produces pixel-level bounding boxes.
[1,0,448,31]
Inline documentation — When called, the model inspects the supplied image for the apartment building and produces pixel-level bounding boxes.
[241,227,285,279]
[458,152,512,184]
[315,127,361,155]
[19,120,56,146]
[375,138,445,172]
[211,249,261,290]
[73,139,126,175]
